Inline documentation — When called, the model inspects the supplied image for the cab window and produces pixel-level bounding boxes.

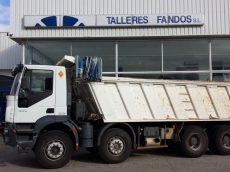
[18,69,53,108]
[31,70,53,94]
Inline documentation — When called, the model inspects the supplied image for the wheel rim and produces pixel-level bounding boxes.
[108,137,125,156]
[222,133,230,149]
[189,134,201,151]
[44,140,66,161]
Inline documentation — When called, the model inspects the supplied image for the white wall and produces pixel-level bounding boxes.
[0,32,22,73]
[10,0,230,40]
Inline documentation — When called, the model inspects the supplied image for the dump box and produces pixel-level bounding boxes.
[77,77,230,122]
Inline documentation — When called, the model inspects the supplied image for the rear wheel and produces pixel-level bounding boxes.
[35,131,73,169]
[98,128,132,164]
[179,126,208,158]
[211,125,230,155]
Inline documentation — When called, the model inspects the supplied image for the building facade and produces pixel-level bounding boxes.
[8,0,230,81]
[0,32,22,76]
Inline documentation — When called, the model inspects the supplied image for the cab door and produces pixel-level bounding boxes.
[14,69,55,123]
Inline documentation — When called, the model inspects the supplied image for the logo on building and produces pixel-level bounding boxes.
[34,16,85,27]
[62,16,85,26]
[35,16,57,27]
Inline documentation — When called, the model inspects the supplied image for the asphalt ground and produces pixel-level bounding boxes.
[0,134,230,172]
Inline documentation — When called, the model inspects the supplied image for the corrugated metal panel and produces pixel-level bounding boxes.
[0,32,22,69]
[80,77,230,122]
[10,0,230,39]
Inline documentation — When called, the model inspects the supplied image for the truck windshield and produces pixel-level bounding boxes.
[10,72,22,96]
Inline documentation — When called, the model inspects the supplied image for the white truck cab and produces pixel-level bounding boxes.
[6,64,67,124]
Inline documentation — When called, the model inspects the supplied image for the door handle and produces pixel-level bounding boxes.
[46,108,54,113]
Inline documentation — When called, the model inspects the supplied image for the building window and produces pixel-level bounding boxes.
[212,39,230,81]
[163,40,209,80]
[25,41,71,65]
[118,41,161,72]
[23,39,230,81]
[72,41,115,73]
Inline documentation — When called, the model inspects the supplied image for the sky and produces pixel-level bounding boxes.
[0,0,10,32]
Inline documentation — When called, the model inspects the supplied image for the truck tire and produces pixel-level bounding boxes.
[211,125,230,155]
[34,131,73,169]
[180,126,208,158]
[97,128,132,164]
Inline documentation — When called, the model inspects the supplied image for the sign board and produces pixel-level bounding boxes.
[24,14,204,28]
[97,14,204,26]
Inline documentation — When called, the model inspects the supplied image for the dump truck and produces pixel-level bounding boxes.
[4,55,230,169]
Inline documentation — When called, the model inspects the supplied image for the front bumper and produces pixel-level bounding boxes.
[4,123,17,147]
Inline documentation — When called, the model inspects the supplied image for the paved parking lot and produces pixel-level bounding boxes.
[1,134,230,172]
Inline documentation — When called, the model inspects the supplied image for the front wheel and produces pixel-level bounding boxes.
[34,131,73,169]
[98,128,132,164]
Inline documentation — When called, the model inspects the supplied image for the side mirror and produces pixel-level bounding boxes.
[21,77,30,90]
